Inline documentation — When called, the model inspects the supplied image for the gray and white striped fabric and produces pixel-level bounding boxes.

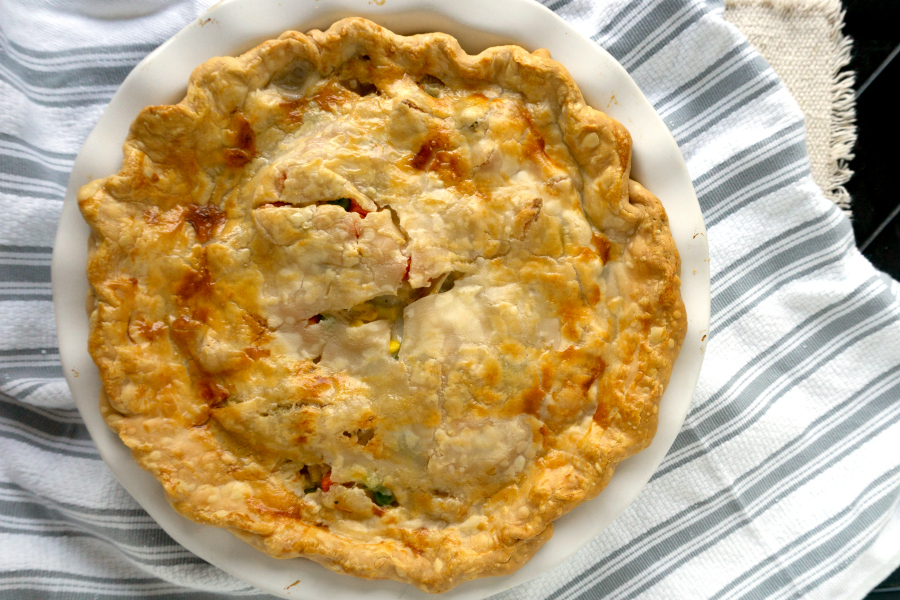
[2,0,898,598]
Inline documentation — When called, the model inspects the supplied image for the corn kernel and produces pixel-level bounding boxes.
[389,340,401,354]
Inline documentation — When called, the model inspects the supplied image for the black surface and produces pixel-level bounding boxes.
[845,1,900,597]
[845,0,900,280]
[871,565,900,598]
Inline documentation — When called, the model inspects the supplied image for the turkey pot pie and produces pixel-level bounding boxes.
[79,18,686,593]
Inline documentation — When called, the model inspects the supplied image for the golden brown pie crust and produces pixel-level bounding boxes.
[78,18,686,592]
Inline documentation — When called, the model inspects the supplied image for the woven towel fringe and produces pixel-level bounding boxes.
[828,16,857,214]
[725,0,857,213]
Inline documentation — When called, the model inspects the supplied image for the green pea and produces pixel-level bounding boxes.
[373,487,395,506]
[327,198,351,211]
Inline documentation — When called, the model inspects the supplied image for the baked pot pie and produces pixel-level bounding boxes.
[78,18,686,593]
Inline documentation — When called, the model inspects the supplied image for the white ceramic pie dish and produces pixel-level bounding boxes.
[51,0,710,598]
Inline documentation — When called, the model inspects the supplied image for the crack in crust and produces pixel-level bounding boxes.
[79,18,686,593]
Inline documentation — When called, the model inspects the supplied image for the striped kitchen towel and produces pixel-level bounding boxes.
[1,0,898,599]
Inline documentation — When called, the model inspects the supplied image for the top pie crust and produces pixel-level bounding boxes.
[78,18,686,593]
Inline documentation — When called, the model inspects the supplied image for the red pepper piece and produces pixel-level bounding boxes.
[348,198,369,217]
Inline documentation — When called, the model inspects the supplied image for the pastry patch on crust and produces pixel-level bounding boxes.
[79,18,686,593]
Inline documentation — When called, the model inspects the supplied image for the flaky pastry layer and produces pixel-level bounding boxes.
[79,18,686,592]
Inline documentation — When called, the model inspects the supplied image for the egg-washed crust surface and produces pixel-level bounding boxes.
[79,18,686,593]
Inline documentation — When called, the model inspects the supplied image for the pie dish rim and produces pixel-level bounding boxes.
[51,1,711,598]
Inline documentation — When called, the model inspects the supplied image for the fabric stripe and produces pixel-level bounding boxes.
[650,45,755,116]
[0,29,157,63]
[0,516,206,567]
[0,427,100,459]
[709,207,844,304]
[0,528,203,568]
[0,245,53,288]
[612,371,900,600]
[0,294,53,302]
[0,270,52,287]
[0,67,120,106]
[711,240,855,337]
[548,364,900,600]
[0,483,149,518]
[712,467,900,600]
[0,133,76,170]
[675,76,781,148]
[710,209,836,292]
[0,52,134,98]
[662,280,898,476]
[0,400,80,423]
[590,1,660,48]
[691,120,805,195]
[0,569,256,596]
[0,587,261,599]
[1,366,66,387]
[710,212,855,332]
[0,172,67,199]
[0,587,258,599]
[703,159,811,228]
[541,0,576,13]
[593,0,685,61]
[684,279,883,426]
[0,396,90,440]
[1,379,67,400]
[0,395,99,458]
[0,154,70,189]
[619,2,705,70]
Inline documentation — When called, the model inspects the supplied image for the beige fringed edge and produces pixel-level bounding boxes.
[828,14,857,213]
[725,0,857,214]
